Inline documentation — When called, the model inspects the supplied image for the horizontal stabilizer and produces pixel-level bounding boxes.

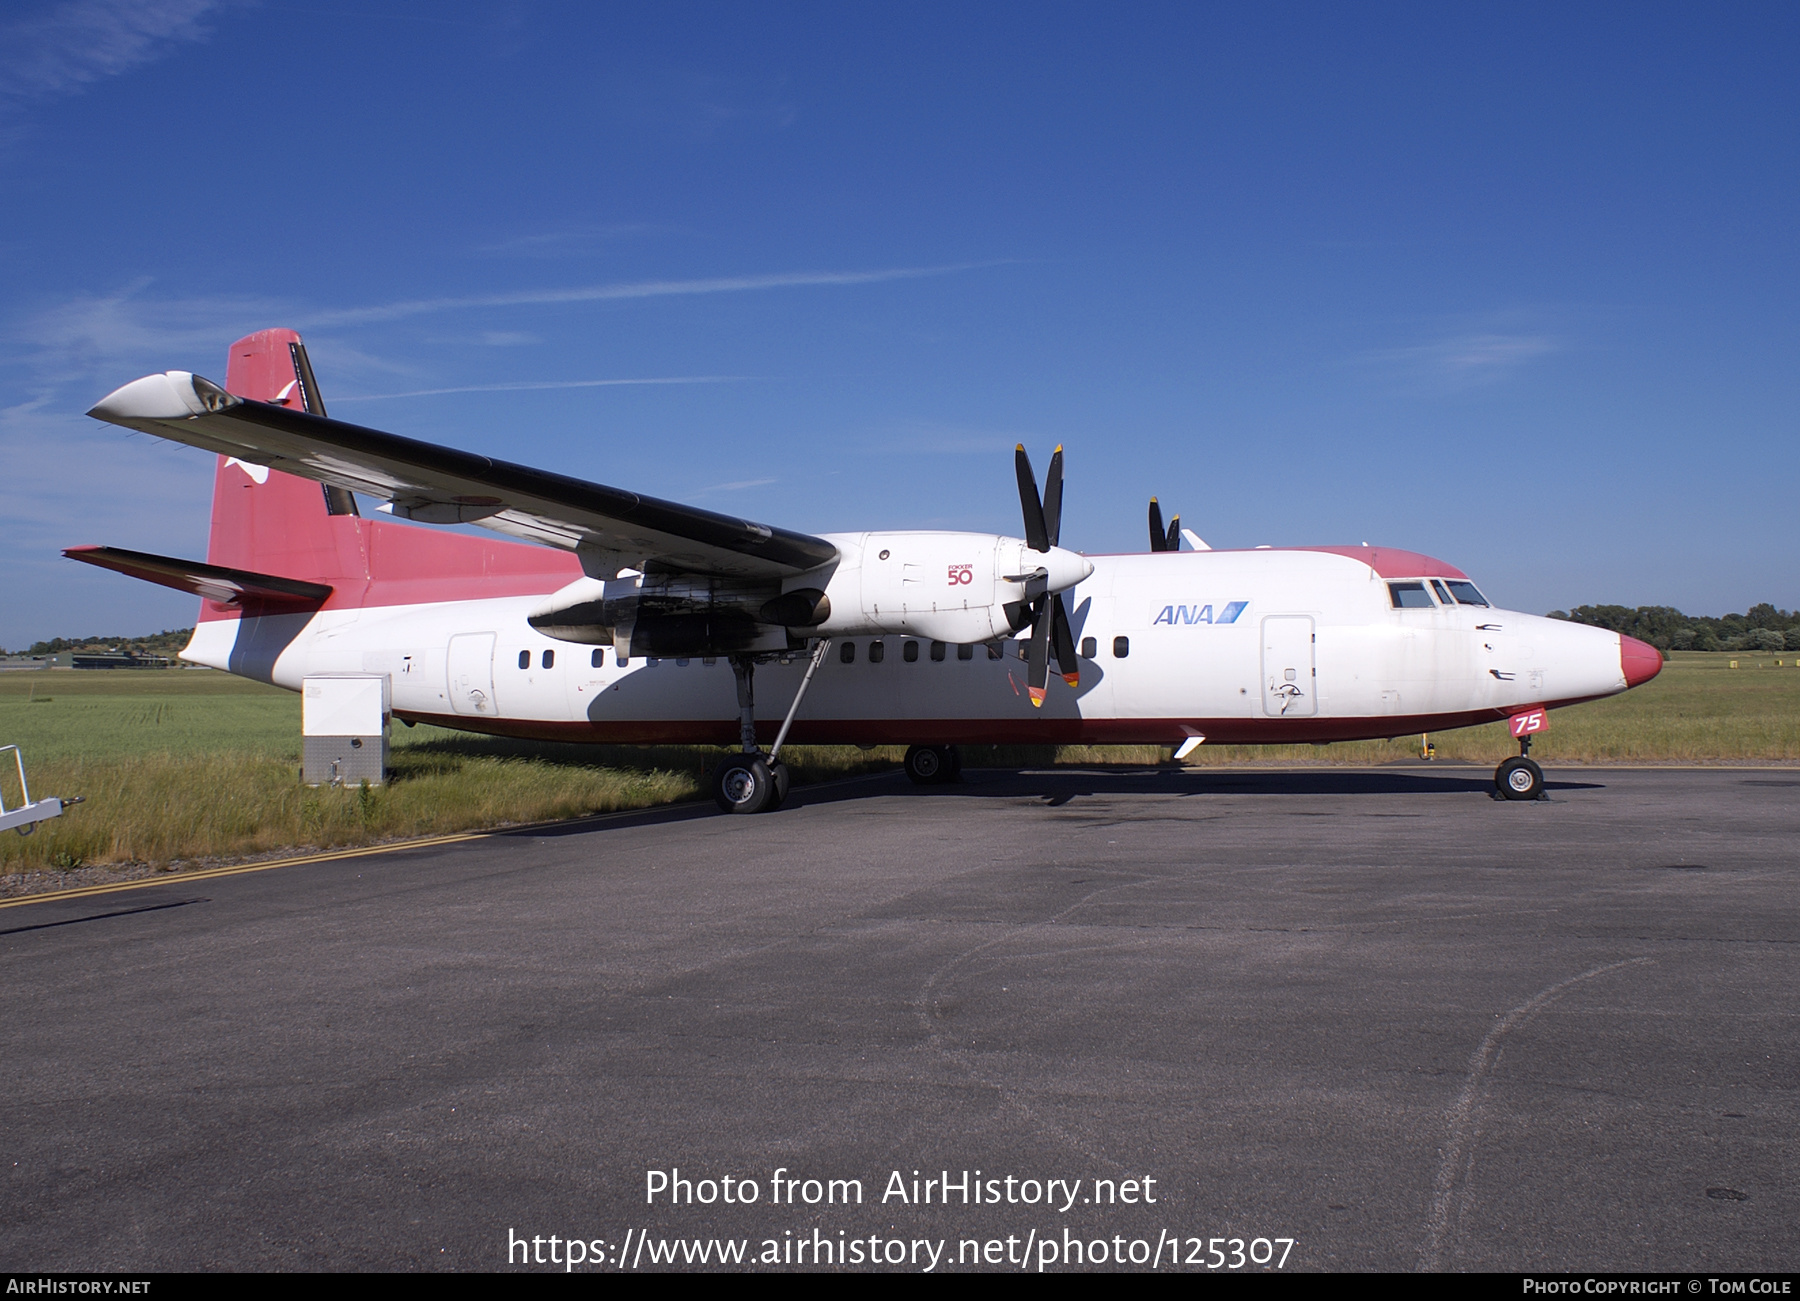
[64,545,333,607]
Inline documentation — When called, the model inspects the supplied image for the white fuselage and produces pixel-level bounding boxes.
[182,545,1630,748]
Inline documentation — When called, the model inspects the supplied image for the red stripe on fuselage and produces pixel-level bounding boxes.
[394,698,1605,748]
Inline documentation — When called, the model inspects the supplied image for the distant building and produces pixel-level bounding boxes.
[70,651,173,670]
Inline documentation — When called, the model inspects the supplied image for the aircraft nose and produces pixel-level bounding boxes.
[1620,634,1663,687]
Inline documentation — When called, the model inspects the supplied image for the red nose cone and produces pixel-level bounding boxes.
[1620,634,1663,687]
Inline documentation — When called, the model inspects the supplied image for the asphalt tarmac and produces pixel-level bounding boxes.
[3,765,1797,1273]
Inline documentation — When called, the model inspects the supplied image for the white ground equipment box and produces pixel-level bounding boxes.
[302,674,390,787]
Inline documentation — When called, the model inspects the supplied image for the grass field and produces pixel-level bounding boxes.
[2,651,1796,874]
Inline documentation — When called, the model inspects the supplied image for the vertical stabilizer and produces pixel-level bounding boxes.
[204,330,369,595]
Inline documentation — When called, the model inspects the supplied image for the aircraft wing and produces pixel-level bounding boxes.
[87,370,838,581]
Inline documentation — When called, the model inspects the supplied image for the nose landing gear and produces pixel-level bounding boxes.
[1494,734,1545,801]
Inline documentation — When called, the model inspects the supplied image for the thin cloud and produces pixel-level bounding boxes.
[0,0,227,102]
[477,224,667,258]
[1362,331,1557,390]
[692,477,776,496]
[302,264,991,327]
[334,376,744,402]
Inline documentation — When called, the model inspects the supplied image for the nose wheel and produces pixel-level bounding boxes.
[1494,735,1545,801]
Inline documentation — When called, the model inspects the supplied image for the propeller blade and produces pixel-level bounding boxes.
[1148,498,1167,552]
[1042,445,1064,549]
[1166,514,1181,552]
[1015,445,1049,552]
[1026,596,1052,707]
[1051,593,1079,687]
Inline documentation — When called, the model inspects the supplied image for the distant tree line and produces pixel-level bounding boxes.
[1549,604,1799,653]
[4,628,195,658]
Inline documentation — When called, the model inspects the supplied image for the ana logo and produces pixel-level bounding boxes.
[1151,600,1248,626]
[947,564,973,586]
[225,457,270,484]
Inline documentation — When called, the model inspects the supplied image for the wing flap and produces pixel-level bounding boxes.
[87,371,837,581]
[64,545,333,607]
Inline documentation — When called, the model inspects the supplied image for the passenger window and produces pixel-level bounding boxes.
[542,649,554,669]
[518,649,530,669]
[957,643,974,661]
[1113,636,1130,658]
[1446,580,1490,607]
[702,657,716,666]
[1430,580,1453,604]
[1387,581,1435,609]
[869,640,885,664]
[676,658,689,666]
[930,641,946,662]
[903,640,919,662]
[1081,636,1096,659]
[591,648,604,668]
[617,656,629,668]
[840,641,856,664]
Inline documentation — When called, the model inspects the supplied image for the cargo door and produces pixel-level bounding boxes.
[1261,616,1316,717]
[446,632,497,716]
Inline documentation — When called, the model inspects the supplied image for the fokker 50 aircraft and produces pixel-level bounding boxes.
[77,329,1661,813]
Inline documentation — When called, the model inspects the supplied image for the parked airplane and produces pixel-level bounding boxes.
[75,330,1661,812]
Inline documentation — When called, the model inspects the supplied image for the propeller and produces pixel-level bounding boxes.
[1148,497,1181,552]
[1013,445,1082,707]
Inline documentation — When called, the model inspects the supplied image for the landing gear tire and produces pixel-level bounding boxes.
[768,759,791,807]
[1495,756,1544,801]
[713,755,778,814]
[945,745,963,780]
[904,745,955,785]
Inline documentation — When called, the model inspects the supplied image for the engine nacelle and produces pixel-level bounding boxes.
[525,531,1091,656]
[528,574,793,657]
[812,531,1092,644]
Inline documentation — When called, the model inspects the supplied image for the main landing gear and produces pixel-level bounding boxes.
[1494,734,1545,801]
[903,745,962,785]
[711,641,828,814]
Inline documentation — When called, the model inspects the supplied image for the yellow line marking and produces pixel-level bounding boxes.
[0,832,485,912]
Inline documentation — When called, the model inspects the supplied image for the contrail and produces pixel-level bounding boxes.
[304,263,988,327]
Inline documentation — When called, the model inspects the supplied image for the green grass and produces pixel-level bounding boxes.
[0,670,899,873]
[1,652,1795,873]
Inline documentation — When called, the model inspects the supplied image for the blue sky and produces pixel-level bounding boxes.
[2,1,1795,647]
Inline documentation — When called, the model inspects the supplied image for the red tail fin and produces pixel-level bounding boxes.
[203,330,368,606]
[189,330,578,639]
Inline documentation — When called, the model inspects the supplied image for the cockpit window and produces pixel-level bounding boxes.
[1445,580,1490,607]
[1388,581,1435,609]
